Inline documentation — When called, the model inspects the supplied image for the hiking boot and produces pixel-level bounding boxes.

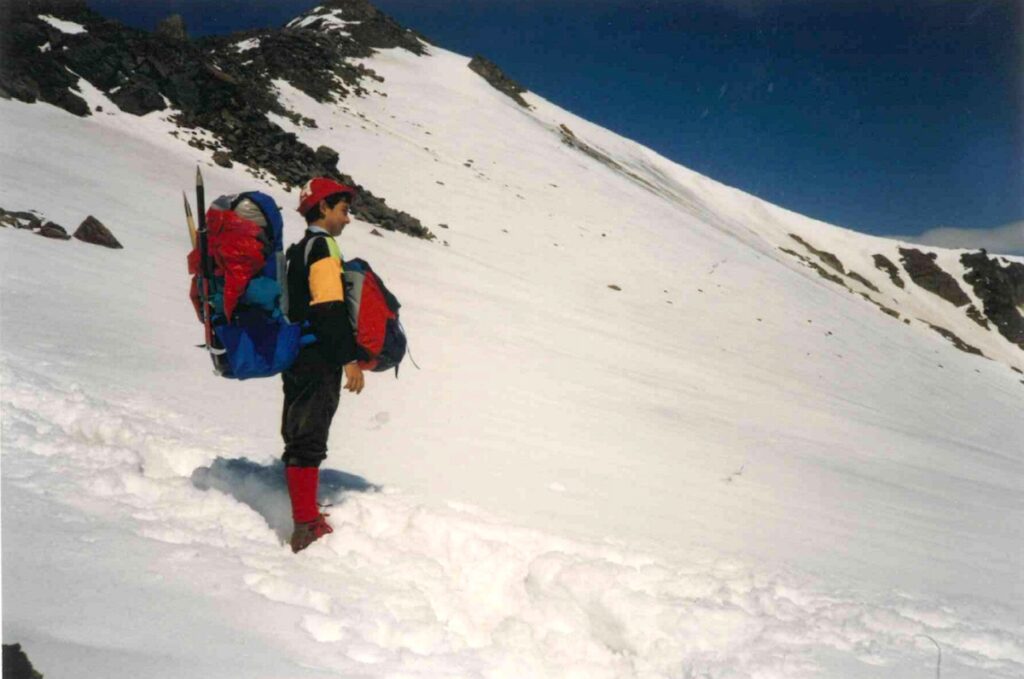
[290,513,333,553]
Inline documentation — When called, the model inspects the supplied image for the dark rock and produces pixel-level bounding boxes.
[292,0,428,56]
[109,76,166,116]
[314,144,339,170]
[1,0,435,241]
[873,253,906,288]
[608,284,622,291]
[73,215,123,249]
[858,293,900,319]
[898,248,971,307]
[960,250,1024,350]
[468,55,529,108]
[0,208,42,229]
[557,124,664,196]
[3,643,43,679]
[370,228,383,237]
[921,321,985,357]
[846,271,880,293]
[966,304,990,329]
[778,247,848,288]
[789,234,845,274]
[212,150,233,168]
[156,14,188,42]
[38,221,71,240]
[0,2,94,117]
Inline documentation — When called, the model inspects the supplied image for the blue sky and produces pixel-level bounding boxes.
[92,0,1023,250]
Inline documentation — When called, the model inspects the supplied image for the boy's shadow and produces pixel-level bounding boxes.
[191,457,379,542]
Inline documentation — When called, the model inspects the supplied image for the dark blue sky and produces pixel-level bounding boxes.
[92,0,1023,240]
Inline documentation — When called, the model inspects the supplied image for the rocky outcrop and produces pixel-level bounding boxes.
[789,234,845,274]
[155,14,187,42]
[779,247,848,288]
[922,321,985,357]
[2,643,43,679]
[960,250,1024,350]
[0,207,43,229]
[872,254,905,288]
[898,248,971,307]
[0,0,434,239]
[788,234,877,292]
[292,0,429,55]
[846,271,880,293]
[965,304,990,329]
[468,55,530,108]
[73,215,122,248]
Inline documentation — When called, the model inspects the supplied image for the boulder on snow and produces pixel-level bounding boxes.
[74,215,123,249]
[38,221,71,240]
[315,144,339,171]
[212,150,233,168]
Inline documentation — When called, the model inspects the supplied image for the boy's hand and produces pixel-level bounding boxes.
[344,362,364,394]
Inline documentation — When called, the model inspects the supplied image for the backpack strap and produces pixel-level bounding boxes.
[304,234,323,267]
[304,233,343,266]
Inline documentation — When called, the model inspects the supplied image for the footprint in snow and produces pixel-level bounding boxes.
[369,412,390,430]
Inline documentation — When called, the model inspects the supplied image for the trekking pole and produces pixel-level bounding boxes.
[183,192,197,249]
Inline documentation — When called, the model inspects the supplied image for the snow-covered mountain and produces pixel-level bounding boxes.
[2,2,1022,677]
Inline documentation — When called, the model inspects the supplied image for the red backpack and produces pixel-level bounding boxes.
[289,233,408,375]
[343,258,407,373]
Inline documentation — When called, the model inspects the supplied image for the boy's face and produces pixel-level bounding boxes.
[320,198,351,236]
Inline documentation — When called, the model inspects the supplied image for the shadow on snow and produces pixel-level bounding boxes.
[190,457,379,542]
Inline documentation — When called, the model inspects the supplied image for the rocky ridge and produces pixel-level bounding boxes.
[0,0,434,238]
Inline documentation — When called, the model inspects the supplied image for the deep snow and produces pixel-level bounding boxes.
[2,19,1022,679]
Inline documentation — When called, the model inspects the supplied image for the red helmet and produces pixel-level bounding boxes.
[297,177,356,216]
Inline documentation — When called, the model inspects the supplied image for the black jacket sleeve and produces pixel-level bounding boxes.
[306,237,359,366]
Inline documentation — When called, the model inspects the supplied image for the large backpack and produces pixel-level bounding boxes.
[187,191,302,379]
[289,235,408,375]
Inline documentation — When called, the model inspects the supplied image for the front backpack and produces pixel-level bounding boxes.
[344,258,407,374]
[187,192,302,379]
[291,236,407,375]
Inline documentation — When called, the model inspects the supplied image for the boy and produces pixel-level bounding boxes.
[282,177,365,553]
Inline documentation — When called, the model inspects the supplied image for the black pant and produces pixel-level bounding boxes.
[281,349,343,468]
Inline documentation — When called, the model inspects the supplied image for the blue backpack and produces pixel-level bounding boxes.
[188,191,303,379]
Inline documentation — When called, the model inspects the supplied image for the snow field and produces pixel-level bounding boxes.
[2,26,1023,679]
[3,359,1022,678]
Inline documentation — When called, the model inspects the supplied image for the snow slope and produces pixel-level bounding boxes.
[2,19,1022,679]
